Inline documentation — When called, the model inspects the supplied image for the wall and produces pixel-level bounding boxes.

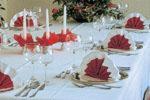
[113,0,150,19]
[0,0,7,20]
[0,0,150,21]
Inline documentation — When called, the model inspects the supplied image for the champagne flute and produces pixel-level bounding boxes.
[23,43,40,78]
[39,46,53,85]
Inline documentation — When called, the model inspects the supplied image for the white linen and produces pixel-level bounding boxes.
[0,23,150,100]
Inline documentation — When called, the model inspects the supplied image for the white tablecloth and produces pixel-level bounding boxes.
[0,23,150,100]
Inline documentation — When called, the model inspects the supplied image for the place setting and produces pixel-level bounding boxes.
[95,30,144,56]
[68,51,128,89]
[123,13,150,33]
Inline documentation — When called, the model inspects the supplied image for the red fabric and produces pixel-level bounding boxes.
[14,33,34,47]
[125,17,144,30]
[14,16,34,27]
[0,72,13,92]
[36,29,77,46]
[58,29,77,42]
[108,34,131,50]
[85,58,111,80]
[36,32,59,46]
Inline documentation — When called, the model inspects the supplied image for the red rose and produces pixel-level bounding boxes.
[107,2,118,8]
[52,8,59,14]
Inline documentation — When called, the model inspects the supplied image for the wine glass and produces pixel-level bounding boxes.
[39,46,53,84]
[32,7,43,26]
[118,0,128,14]
[93,17,105,31]
[23,43,40,78]
[80,34,94,54]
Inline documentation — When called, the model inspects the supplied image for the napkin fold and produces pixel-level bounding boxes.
[36,32,59,46]
[125,17,144,30]
[85,58,111,80]
[0,72,14,92]
[14,33,34,47]
[108,34,131,50]
[14,16,34,27]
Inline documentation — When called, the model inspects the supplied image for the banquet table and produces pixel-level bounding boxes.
[0,22,150,100]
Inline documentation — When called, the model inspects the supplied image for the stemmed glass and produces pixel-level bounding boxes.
[79,34,94,57]
[32,7,43,27]
[93,16,105,32]
[39,46,53,85]
[118,0,128,13]
[23,43,40,78]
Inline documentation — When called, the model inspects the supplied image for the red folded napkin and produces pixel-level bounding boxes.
[0,72,13,92]
[108,34,131,50]
[58,29,77,42]
[125,17,144,30]
[14,33,34,47]
[85,58,111,80]
[14,16,34,27]
[36,32,59,46]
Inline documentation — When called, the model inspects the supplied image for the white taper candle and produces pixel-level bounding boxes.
[63,5,67,34]
[46,8,50,39]
[23,9,27,40]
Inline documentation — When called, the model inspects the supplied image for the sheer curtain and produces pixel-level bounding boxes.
[119,39,150,100]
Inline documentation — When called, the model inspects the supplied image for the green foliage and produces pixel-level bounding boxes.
[52,0,124,22]
[0,3,5,26]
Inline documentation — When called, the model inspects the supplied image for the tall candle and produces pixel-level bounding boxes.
[46,9,50,39]
[23,9,27,40]
[63,5,67,34]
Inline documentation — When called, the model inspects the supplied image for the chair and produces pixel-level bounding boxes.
[144,87,150,100]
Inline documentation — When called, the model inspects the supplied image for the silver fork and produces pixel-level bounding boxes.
[21,80,40,97]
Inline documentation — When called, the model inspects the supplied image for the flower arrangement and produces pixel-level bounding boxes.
[52,0,124,22]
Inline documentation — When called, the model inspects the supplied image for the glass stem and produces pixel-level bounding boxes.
[44,64,47,83]
[32,62,35,79]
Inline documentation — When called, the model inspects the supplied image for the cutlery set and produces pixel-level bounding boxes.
[56,64,77,79]
[15,78,45,98]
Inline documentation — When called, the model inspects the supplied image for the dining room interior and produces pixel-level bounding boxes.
[0,0,150,100]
